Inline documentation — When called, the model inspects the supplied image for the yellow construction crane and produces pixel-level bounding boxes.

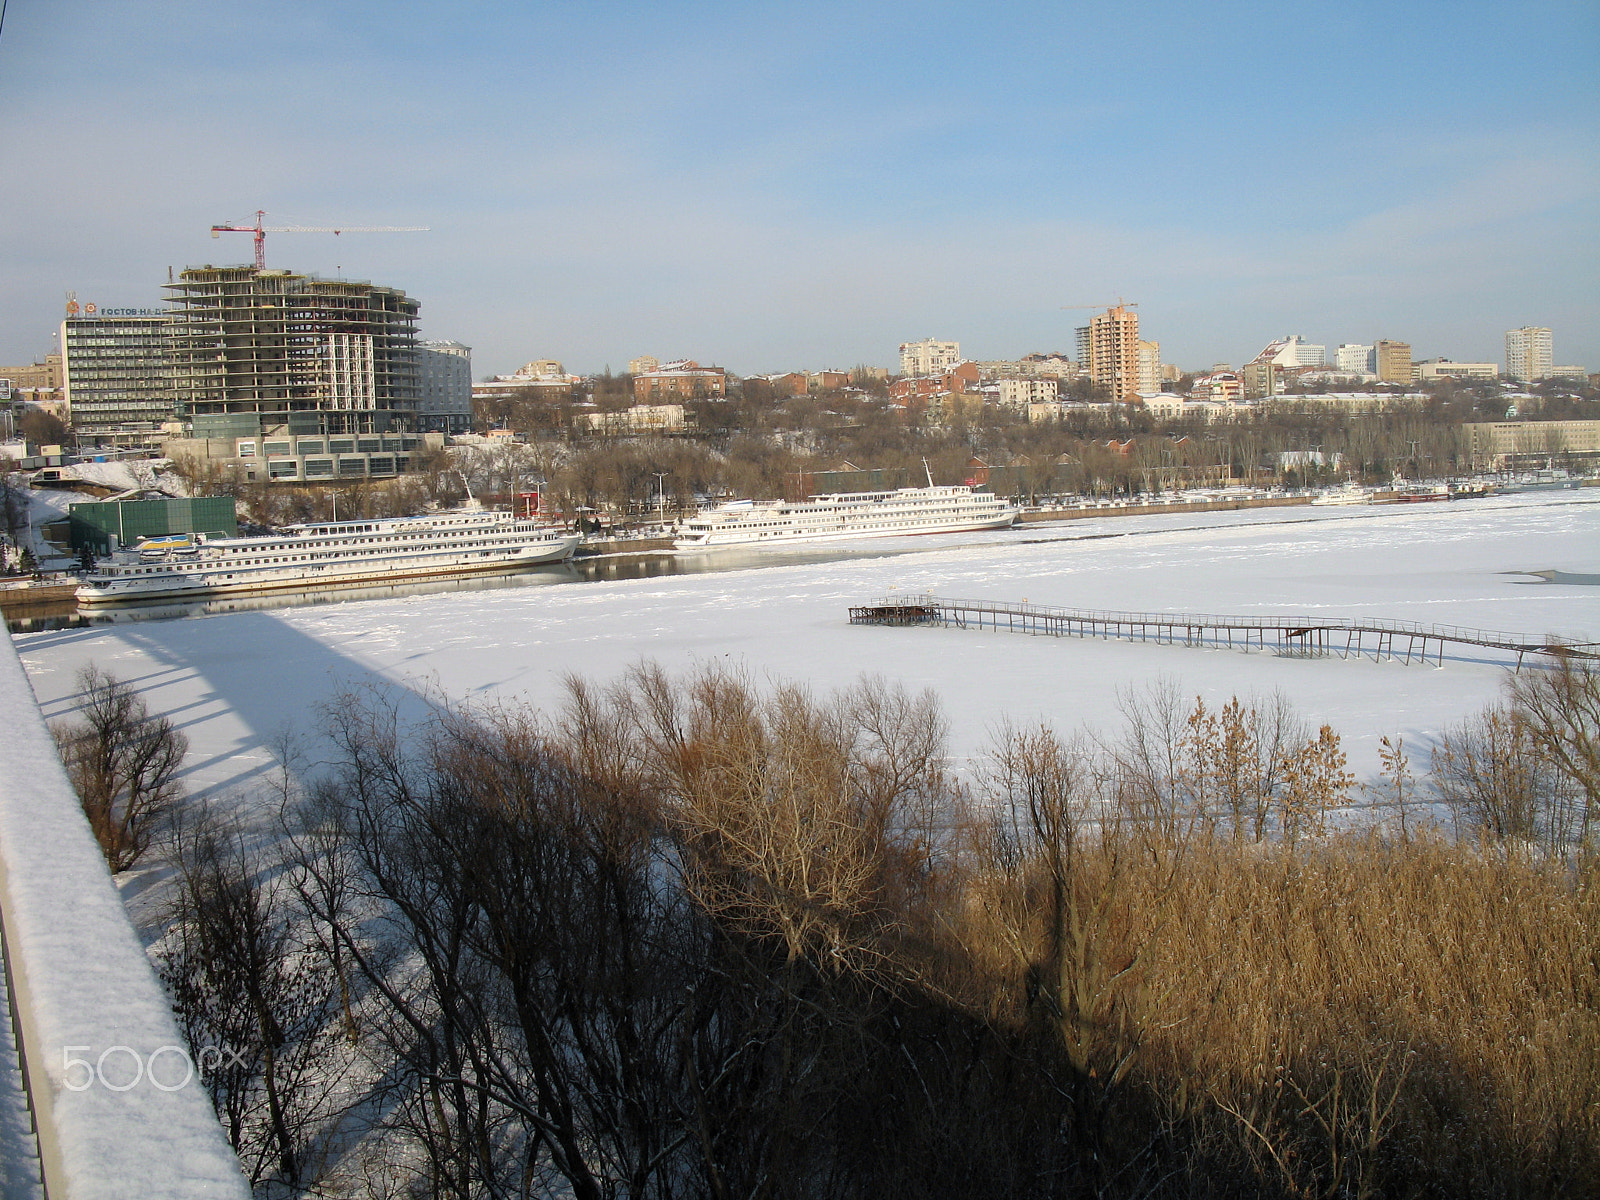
[1061,298,1138,311]
[210,210,428,270]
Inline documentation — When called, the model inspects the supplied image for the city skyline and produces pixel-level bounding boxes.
[1,1,1596,378]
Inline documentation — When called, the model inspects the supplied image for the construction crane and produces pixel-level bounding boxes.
[1061,298,1139,311]
[210,210,429,270]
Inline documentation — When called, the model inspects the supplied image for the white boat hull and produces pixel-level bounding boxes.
[674,485,1018,550]
[77,513,580,605]
[1310,488,1372,506]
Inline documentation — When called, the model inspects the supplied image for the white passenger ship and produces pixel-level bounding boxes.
[674,480,1018,550]
[76,508,581,604]
[1309,485,1373,506]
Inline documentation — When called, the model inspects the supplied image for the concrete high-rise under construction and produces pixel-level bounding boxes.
[164,266,420,439]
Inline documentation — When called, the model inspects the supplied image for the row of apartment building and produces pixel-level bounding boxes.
[1237,328,1584,395]
[7,291,1591,471]
[901,311,1169,407]
[897,323,1585,411]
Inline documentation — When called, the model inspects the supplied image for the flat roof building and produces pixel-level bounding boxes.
[1137,340,1162,395]
[1414,359,1498,381]
[997,377,1058,410]
[1374,340,1413,386]
[899,339,961,378]
[60,307,177,451]
[1464,419,1600,467]
[0,354,62,390]
[1335,344,1374,374]
[416,339,473,434]
[1505,327,1554,381]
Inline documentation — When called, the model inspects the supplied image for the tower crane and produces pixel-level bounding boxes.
[1061,298,1138,311]
[210,210,429,270]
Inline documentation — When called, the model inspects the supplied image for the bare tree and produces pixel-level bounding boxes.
[1507,656,1599,849]
[1109,678,1194,842]
[302,684,724,1199]
[1432,702,1577,849]
[161,802,345,1192]
[52,664,188,871]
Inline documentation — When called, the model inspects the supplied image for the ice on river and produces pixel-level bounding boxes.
[16,493,1600,797]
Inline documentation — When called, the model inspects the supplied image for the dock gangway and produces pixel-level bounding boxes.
[848,594,1597,668]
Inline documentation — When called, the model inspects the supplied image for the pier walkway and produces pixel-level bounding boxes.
[848,594,1598,669]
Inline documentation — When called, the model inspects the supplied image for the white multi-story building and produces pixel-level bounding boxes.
[899,338,961,377]
[1335,344,1375,374]
[582,403,687,435]
[1413,359,1498,382]
[1505,327,1554,381]
[996,377,1058,410]
[1137,339,1162,394]
[1255,335,1325,369]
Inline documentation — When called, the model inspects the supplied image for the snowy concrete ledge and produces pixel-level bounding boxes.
[0,636,247,1199]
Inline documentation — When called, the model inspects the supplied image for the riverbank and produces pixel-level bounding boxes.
[1017,492,1308,523]
[584,493,1314,557]
[0,581,78,619]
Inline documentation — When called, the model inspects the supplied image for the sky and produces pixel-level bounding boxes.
[2,0,1597,378]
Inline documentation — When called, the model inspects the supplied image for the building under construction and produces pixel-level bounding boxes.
[164,266,420,439]
[1088,304,1141,404]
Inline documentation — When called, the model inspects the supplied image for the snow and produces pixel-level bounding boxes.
[0,913,43,1200]
[5,463,188,571]
[13,493,1600,801]
[0,490,1593,1194]
[0,638,249,1197]
[44,460,176,496]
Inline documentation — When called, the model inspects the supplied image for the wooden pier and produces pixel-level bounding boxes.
[849,594,1597,668]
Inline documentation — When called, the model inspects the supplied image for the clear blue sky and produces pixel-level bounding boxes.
[3,0,1596,377]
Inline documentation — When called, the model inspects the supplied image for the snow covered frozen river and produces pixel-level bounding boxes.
[15,491,1600,796]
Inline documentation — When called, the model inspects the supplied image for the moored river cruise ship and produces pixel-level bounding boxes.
[674,484,1018,550]
[76,508,581,604]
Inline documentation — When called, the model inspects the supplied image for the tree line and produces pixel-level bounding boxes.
[47,655,1600,1197]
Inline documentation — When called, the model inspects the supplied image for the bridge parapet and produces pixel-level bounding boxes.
[0,636,248,1199]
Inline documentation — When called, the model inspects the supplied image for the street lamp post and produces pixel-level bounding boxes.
[652,471,669,523]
